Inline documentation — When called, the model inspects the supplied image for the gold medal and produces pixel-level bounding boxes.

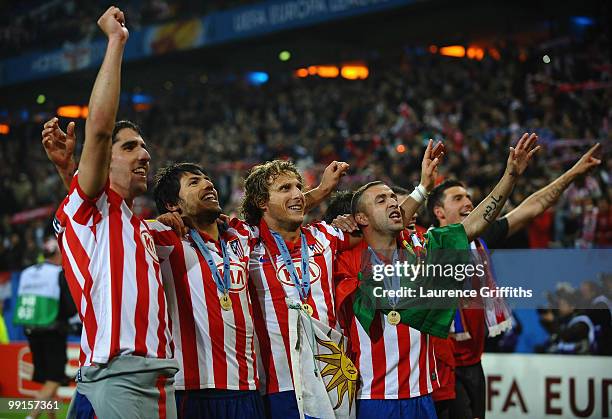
[220,293,232,311]
[302,303,314,316]
[387,310,401,326]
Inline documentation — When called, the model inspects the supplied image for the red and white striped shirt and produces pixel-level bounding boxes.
[335,238,439,399]
[54,177,173,366]
[248,220,350,394]
[149,218,258,391]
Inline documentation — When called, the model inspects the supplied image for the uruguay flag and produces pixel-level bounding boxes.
[287,298,357,419]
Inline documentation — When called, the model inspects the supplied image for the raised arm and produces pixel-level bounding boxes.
[462,133,540,241]
[504,143,602,237]
[78,6,129,197]
[399,139,443,224]
[304,161,349,212]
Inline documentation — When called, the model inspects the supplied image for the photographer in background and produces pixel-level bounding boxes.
[14,236,77,419]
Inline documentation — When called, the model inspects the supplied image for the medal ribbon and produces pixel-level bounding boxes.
[190,229,231,296]
[270,230,311,302]
[368,247,400,308]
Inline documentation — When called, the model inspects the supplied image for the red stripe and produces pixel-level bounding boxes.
[64,223,98,364]
[154,256,170,358]
[396,324,411,398]
[197,251,227,389]
[349,317,361,371]
[418,332,429,395]
[315,252,335,328]
[249,280,278,393]
[263,256,294,389]
[370,315,386,398]
[169,243,200,388]
[156,375,167,419]
[108,204,124,359]
[428,335,439,391]
[131,217,150,356]
[230,291,250,390]
[247,297,258,388]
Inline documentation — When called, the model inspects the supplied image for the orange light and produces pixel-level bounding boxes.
[134,103,152,112]
[396,144,406,153]
[341,65,369,80]
[466,46,484,61]
[317,66,339,78]
[295,68,309,78]
[308,65,318,75]
[57,105,82,118]
[489,48,501,61]
[429,45,438,53]
[439,46,465,58]
[0,123,9,134]
[80,106,88,118]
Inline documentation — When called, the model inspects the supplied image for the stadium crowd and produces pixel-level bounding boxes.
[1,32,610,271]
[0,0,252,58]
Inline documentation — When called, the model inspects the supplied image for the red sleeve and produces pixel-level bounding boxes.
[334,246,363,330]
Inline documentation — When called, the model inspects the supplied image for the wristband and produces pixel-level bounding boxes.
[409,184,429,204]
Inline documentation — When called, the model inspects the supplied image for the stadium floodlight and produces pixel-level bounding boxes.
[36,94,46,105]
[247,71,269,85]
[57,105,88,119]
[543,55,551,64]
[439,46,465,58]
[0,124,9,134]
[279,50,291,61]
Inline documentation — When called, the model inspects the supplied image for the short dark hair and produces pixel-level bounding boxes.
[241,160,303,225]
[351,181,385,215]
[390,185,410,197]
[153,162,208,214]
[112,120,142,143]
[323,190,354,223]
[427,179,465,227]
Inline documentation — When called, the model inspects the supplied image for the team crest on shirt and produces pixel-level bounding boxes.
[308,240,325,255]
[228,238,245,259]
[140,230,159,262]
[275,256,322,286]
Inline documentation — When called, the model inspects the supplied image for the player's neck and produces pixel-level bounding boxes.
[264,215,301,243]
[193,220,219,241]
[364,229,396,252]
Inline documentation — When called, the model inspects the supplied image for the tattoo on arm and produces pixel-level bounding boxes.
[534,179,569,211]
[483,194,503,224]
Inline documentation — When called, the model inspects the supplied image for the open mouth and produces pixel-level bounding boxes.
[288,203,303,212]
[460,210,472,217]
[132,167,147,177]
[389,210,402,221]
[201,191,218,202]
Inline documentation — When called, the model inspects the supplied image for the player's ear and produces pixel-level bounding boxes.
[433,205,444,222]
[354,212,368,227]
[257,198,267,212]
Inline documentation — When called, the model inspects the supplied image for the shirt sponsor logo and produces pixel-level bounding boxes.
[274,256,322,287]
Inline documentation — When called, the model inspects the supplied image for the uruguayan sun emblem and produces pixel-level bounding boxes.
[314,336,358,412]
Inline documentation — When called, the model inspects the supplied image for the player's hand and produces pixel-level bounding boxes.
[216,213,230,226]
[42,117,76,171]
[97,6,129,42]
[158,212,187,237]
[332,214,359,233]
[420,139,443,192]
[569,143,602,176]
[505,133,540,177]
[319,161,349,193]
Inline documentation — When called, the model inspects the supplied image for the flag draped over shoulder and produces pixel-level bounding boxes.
[352,223,470,338]
[288,298,358,419]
